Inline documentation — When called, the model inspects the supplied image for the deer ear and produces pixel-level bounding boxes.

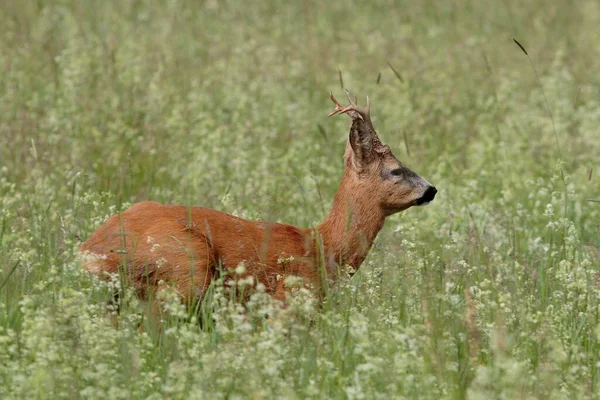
[348,120,374,168]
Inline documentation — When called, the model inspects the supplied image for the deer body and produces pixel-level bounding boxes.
[80,92,437,302]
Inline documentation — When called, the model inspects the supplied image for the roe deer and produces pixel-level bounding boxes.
[80,91,437,303]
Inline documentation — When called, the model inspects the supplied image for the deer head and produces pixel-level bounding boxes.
[329,91,437,216]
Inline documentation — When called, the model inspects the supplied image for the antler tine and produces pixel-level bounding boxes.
[339,89,370,121]
[344,89,358,107]
[328,92,347,117]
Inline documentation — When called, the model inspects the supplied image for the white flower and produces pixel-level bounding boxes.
[235,262,246,275]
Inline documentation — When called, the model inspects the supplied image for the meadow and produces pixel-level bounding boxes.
[1,0,599,398]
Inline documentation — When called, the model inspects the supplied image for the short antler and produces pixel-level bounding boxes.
[328,90,384,149]
[328,90,371,122]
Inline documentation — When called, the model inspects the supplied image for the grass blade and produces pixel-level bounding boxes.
[387,62,404,83]
[0,260,21,292]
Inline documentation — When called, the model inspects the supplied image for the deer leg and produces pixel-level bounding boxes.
[172,258,214,306]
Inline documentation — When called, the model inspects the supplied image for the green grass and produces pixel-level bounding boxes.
[1,0,599,398]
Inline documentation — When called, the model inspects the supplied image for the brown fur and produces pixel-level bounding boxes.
[80,93,435,304]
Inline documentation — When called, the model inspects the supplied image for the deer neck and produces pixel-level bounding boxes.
[316,174,385,272]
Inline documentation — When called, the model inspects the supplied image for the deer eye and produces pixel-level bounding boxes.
[390,168,404,177]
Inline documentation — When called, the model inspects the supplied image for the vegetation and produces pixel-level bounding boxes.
[0,0,599,398]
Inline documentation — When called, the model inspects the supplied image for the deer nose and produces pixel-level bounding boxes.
[416,186,437,205]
